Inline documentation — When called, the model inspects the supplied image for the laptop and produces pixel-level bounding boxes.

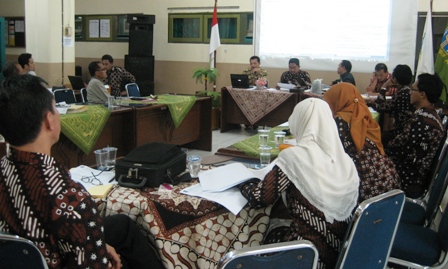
[68,76,86,90]
[230,74,250,89]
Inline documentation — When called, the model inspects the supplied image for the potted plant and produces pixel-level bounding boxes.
[192,67,221,129]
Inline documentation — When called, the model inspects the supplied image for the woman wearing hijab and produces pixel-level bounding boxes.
[240,98,359,268]
[324,83,401,202]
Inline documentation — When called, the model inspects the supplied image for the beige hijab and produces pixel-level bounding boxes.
[276,98,359,223]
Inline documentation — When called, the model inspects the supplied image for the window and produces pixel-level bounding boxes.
[168,12,253,44]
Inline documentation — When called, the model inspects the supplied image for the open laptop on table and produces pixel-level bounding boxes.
[68,75,86,90]
[230,74,250,89]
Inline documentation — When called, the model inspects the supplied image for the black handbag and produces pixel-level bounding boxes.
[115,142,191,188]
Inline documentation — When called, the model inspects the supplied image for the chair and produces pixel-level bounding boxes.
[0,232,48,269]
[54,89,77,104]
[125,83,141,97]
[388,203,448,268]
[335,189,405,269]
[80,88,88,103]
[217,240,318,269]
[400,131,448,227]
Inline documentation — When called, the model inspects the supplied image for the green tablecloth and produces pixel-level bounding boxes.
[232,126,291,158]
[129,95,197,128]
[60,105,111,154]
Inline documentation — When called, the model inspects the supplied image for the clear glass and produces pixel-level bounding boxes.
[259,146,272,168]
[274,131,286,147]
[103,147,117,170]
[187,155,202,178]
[258,129,270,146]
[94,149,108,171]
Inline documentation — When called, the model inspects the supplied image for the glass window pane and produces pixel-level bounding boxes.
[206,18,237,39]
[173,18,201,38]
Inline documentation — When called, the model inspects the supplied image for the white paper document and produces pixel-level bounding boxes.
[70,165,115,190]
[277,82,296,90]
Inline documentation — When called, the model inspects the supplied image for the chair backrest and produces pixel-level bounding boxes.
[423,134,448,226]
[125,83,141,97]
[54,89,77,104]
[0,232,48,269]
[80,88,88,103]
[335,189,405,269]
[217,240,318,269]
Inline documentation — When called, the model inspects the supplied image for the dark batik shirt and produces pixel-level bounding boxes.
[340,72,356,86]
[387,107,444,198]
[103,66,136,97]
[374,86,415,130]
[242,68,268,85]
[334,117,401,202]
[240,166,349,269]
[0,149,109,269]
[280,70,312,89]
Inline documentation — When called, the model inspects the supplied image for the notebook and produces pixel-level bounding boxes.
[230,74,250,89]
[68,75,86,90]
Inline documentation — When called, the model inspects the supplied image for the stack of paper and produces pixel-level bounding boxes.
[180,162,276,215]
[70,165,116,198]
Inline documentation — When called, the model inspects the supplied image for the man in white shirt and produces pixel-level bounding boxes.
[17,53,36,76]
[87,61,111,104]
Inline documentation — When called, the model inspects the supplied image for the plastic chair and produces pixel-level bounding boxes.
[125,83,141,97]
[388,202,448,268]
[80,88,88,103]
[54,89,77,104]
[0,232,48,269]
[217,240,318,269]
[335,189,405,269]
[400,132,448,227]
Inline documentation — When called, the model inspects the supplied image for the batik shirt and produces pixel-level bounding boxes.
[242,68,268,85]
[387,107,444,198]
[240,166,349,269]
[374,86,415,130]
[334,117,401,201]
[103,66,136,97]
[280,70,312,89]
[0,149,109,269]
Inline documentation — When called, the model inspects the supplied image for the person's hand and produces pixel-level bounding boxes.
[106,244,122,269]
[387,86,398,96]
[251,67,261,74]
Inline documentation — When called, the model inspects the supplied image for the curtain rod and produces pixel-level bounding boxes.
[167,6,239,11]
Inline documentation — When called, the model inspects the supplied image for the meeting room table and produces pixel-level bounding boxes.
[104,181,272,269]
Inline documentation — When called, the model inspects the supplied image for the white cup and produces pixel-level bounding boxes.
[187,155,202,178]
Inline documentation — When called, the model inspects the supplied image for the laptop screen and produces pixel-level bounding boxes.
[68,76,86,90]
[230,74,250,89]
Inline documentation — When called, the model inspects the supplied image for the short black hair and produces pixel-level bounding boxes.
[392,64,413,86]
[101,54,114,63]
[17,53,32,69]
[0,75,54,146]
[289,58,300,67]
[340,60,352,73]
[250,56,260,64]
[2,61,20,80]
[375,63,388,73]
[88,61,102,76]
[416,73,445,103]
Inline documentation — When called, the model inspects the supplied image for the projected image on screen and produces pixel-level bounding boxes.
[255,0,418,73]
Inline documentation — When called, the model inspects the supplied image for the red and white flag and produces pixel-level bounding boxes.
[209,0,220,68]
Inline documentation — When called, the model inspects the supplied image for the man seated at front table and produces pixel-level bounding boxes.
[277,58,311,89]
[102,54,136,97]
[242,55,268,85]
[332,60,356,86]
[87,61,112,104]
[0,75,164,269]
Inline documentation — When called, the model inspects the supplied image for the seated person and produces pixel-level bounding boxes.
[368,64,415,133]
[386,73,445,198]
[366,63,392,96]
[240,98,359,268]
[102,54,136,97]
[0,75,164,269]
[323,83,401,202]
[332,60,356,86]
[2,61,22,86]
[18,53,36,76]
[277,58,311,89]
[242,55,268,85]
[87,61,112,104]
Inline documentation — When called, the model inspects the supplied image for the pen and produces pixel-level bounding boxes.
[109,177,115,183]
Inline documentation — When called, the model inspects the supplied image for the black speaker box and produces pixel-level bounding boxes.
[128,15,155,57]
[125,55,155,96]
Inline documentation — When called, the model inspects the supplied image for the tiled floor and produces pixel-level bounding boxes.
[184,126,258,158]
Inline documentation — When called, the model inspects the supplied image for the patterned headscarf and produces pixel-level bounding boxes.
[324,83,385,155]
